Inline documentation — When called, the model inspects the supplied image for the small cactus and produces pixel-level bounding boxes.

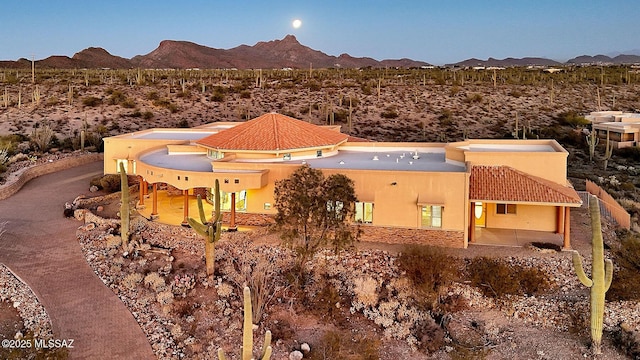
[119,162,130,247]
[572,195,614,355]
[218,286,272,360]
[187,179,222,279]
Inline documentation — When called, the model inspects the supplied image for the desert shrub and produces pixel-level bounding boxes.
[307,81,322,91]
[144,272,166,292]
[467,257,551,298]
[156,290,174,305]
[93,174,120,193]
[396,245,460,308]
[211,88,225,102]
[146,91,160,101]
[121,272,143,290]
[611,323,640,359]
[239,90,251,99]
[306,276,343,322]
[464,93,483,103]
[82,96,102,107]
[142,111,154,120]
[438,109,454,127]
[616,146,640,162]
[308,330,380,360]
[557,111,589,127]
[607,232,640,301]
[380,107,399,119]
[105,235,122,249]
[217,237,294,322]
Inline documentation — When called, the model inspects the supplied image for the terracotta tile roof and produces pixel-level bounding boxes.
[470,165,582,205]
[196,113,349,151]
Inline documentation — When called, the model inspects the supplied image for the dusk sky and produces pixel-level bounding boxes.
[1,0,638,65]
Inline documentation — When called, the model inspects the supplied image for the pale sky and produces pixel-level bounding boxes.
[1,0,638,65]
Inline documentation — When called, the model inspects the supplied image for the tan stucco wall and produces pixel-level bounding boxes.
[484,203,557,232]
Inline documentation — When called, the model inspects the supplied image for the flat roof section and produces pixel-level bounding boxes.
[304,150,466,172]
[130,130,220,141]
[459,144,556,152]
[140,149,213,172]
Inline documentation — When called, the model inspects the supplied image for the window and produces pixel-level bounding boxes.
[207,149,222,159]
[216,190,247,212]
[316,150,323,157]
[234,179,240,184]
[421,206,442,228]
[496,203,516,215]
[326,200,345,219]
[283,153,291,161]
[264,203,272,210]
[115,159,128,173]
[354,202,373,223]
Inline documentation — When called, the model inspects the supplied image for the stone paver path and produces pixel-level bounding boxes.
[0,161,155,359]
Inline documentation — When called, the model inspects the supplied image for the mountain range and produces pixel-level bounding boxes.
[1,35,639,69]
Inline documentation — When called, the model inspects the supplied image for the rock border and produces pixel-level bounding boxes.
[0,263,53,340]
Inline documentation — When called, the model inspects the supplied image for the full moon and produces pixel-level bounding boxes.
[292,19,302,29]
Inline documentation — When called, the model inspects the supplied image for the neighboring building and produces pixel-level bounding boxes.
[103,112,582,249]
[587,111,640,149]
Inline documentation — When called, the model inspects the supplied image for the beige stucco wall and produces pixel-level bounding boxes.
[484,203,557,232]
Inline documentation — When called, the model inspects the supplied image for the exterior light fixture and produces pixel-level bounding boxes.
[391,182,397,186]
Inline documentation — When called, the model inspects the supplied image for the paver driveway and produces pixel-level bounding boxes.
[0,161,155,359]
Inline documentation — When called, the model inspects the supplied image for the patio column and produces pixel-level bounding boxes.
[139,177,145,206]
[229,192,237,231]
[469,202,476,243]
[556,206,565,234]
[151,183,158,218]
[563,207,571,250]
[181,189,189,226]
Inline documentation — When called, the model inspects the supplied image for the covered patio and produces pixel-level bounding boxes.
[468,165,583,249]
[472,228,565,248]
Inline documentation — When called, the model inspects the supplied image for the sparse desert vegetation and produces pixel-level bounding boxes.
[2,65,640,359]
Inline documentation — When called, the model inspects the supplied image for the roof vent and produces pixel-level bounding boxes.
[372,156,379,161]
[339,160,345,165]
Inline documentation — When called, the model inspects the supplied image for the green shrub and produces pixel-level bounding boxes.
[607,232,640,301]
[380,107,399,119]
[82,96,102,107]
[308,330,379,360]
[557,111,589,127]
[467,257,551,298]
[396,245,460,308]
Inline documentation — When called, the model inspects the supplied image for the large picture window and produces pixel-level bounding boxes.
[354,202,373,223]
[496,203,516,215]
[421,205,442,228]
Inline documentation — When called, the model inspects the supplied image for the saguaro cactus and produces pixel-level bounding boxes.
[119,162,130,247]
[218,286,272,360]
[187,179,222,279]
[603,129,613,171]
[572,195,614,355]
[586,129,599,162]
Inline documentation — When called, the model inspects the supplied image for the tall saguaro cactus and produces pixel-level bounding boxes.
[218,286,272,360]
[586,129,599,162]
[119,162,130,247]
[187,179,222,279]
[572,195,614,355]
[603,129,613,171]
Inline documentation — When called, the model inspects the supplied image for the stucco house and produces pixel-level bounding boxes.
[587,111,640,149]
[103,112,582,249]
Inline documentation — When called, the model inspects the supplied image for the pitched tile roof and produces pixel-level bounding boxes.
[470,165,582,206]
[196,113,349,151]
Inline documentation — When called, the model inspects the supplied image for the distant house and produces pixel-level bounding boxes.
[103,113,581,249]
[587,111,640,149]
